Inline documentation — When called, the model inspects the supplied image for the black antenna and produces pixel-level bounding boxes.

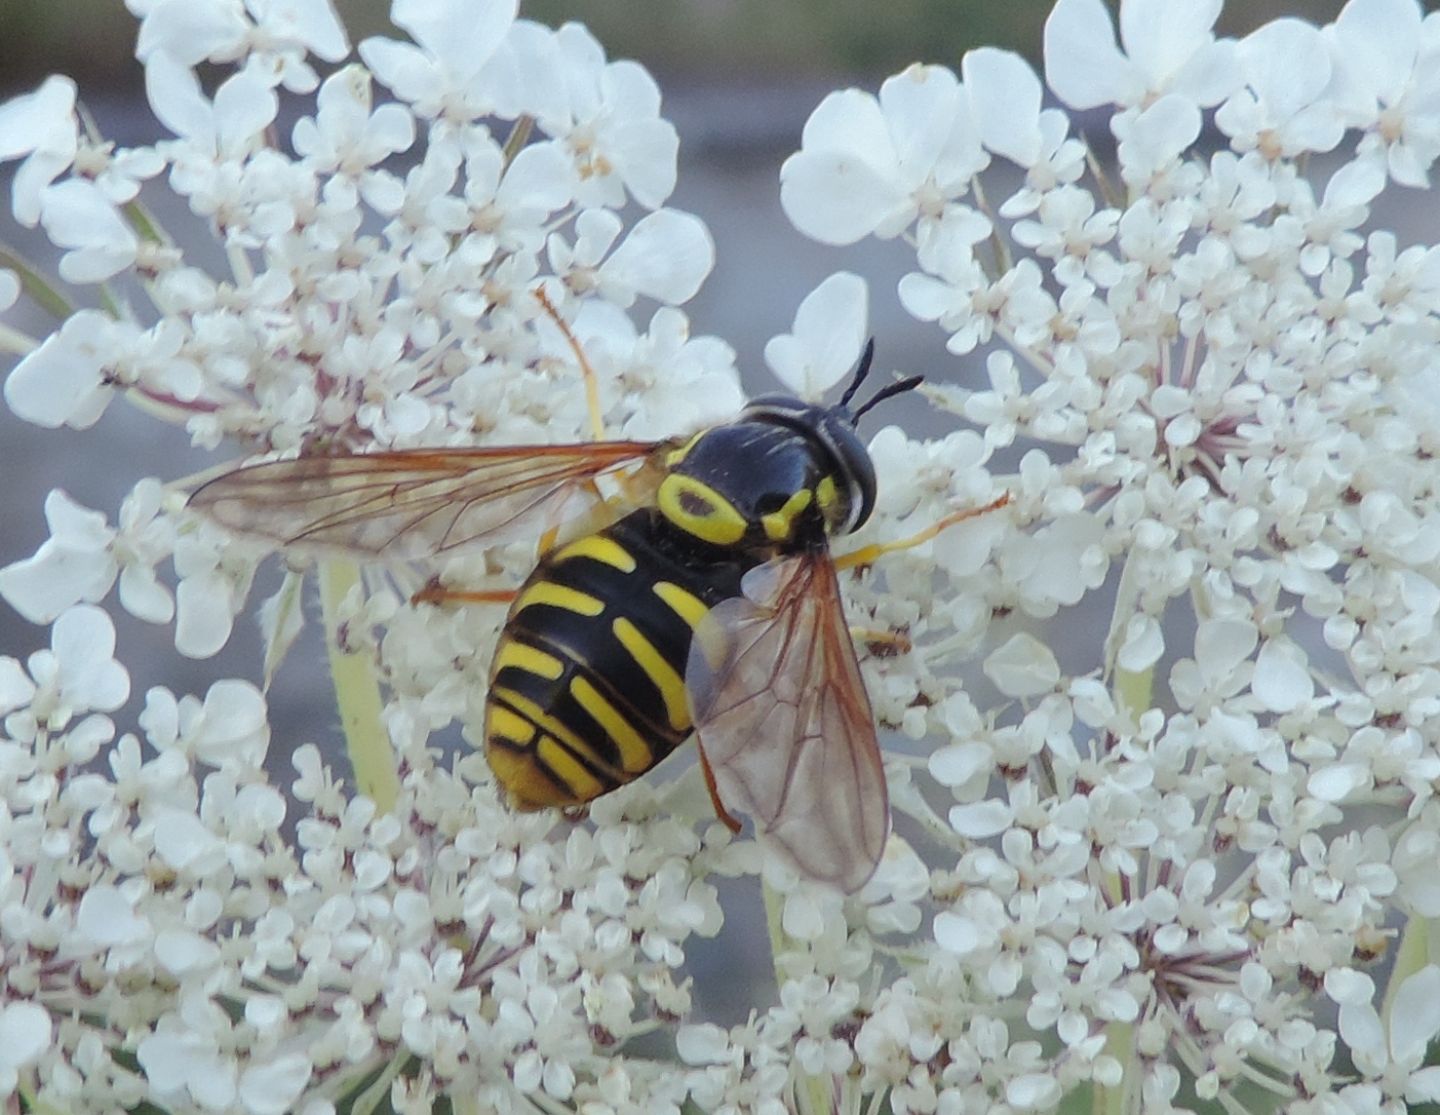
[837,338,878,411]
[852,373,923,420]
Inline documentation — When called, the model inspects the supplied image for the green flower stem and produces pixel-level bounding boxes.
[318,560,400,813]
[1382,913,1433,1022]
[0,321,38,355]
[121,199,167,245]
[347,1050,410,1115]
[1098,550,1153,1115]
[1094,1023,1134,1115]
[501,113,535,169]
[0,244,75,322]
[17,1078,65,1115]
[1114,664,1154,723]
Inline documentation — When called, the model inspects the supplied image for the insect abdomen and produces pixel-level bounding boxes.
[483,511,749,810]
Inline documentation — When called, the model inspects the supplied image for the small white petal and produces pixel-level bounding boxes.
[76,884,150,947]
[1307,762,1371,803]
[984,633,1061,697]
[1006,1073,1062,1110]
[119,565,175,624]
[175,573,236,658]
[1251,638,1313,712]
[948,799,1013,838]
[929,741,992,787]
[136,0,247,65]
[1409,1067,1440,1104]
[53,605,129,711]
[1043,0,1144,109]
[676,1023,730,1065]
[1389,966,1440,1063]
[135,1032,201,1094]
[781,890,827,940]
[1116,615,1164,672]
[933,911,983,954]
[153,808,225,871]
[0,659,36,715]
[40,179,138,283]
[1194,618,1257,685]
[0,1003,52,1072]
[239,1054,313,1115]
[964,48,1044,165]
[763,271,869,398]
[192,679,270,767]
[3,313,112,429]
[154,928,221,975]
[597,209,713,306]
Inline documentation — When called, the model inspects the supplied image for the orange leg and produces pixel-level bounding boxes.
[852,627,914,657]
[411,579,519,608]
[834,492,1011,571]
[697,742,742,834]
[534,286,605,442]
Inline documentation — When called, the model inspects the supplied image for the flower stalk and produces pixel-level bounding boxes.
[319,560,399,813]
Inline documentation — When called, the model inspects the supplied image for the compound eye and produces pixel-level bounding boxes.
[658,474,748,545]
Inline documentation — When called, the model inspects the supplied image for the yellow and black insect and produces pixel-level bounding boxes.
[191,338,996,892]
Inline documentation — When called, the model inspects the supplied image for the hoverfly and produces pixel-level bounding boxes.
[191,336,994,893]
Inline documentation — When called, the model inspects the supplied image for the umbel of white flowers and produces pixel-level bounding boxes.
[4,0,1440,1112]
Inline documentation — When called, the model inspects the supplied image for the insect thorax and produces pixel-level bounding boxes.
[656,418,860,553]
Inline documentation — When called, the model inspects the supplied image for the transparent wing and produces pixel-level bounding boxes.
[687,554,889,893]
[189,441,666,560]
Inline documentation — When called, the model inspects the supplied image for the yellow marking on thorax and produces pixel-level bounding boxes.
[665,432,703,468]
[816,475,840,519]
[551,535,637,572]
[652,581,709,631]
[612,617,690,731]
[657,474,747,545]
[493,641,565,681]
[569,676,653,772]
[761,488,813,542]
[515,581,605,617]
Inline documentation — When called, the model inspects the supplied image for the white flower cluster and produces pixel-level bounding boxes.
[5,0,1440,1110]
[0,606,735,1111]
[766,0,1440,1111]
[0,0,739,656]
[0,0,754,1110]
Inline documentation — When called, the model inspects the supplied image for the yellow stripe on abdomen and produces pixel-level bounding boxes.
[612,617,689,732]
[515,581,605,617]
[569,675,654,773]
[536,737,605,801]
[487,703,535,747]
[492,641,565,681]
[551,535,637,572]
[485,686,623,809]
[652,580,709,630]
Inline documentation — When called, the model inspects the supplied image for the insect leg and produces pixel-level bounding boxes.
[534,286,605,442]
[411,579,519,607]
[851,626,914,657]
[696,740,743,834]
[833,492,1011,570]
